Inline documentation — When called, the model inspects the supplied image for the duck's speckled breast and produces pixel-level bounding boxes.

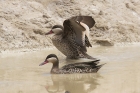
[52,35,78,58]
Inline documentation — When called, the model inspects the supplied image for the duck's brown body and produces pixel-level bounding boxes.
[46,16,97,60]
[52,34,84,59]
[39,54,105,74]
[52,61,104,74]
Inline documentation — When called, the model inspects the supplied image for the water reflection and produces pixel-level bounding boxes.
[45,73,102,93]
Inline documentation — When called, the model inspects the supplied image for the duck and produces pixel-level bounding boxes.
[45,16,97,60]
[39,54,105,74]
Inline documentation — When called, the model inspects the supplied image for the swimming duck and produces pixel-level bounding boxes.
[39,54,105,74]
[45,16,97,60]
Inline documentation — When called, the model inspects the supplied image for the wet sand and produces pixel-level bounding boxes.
[0,46,140,93]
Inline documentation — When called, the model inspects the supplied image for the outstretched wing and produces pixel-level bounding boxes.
[71,16,95,29]
[63,16,95,52]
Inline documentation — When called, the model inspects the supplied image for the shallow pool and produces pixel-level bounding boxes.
[0,46,140,93]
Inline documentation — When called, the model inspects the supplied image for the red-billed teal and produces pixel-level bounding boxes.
[39,54,105,74]
[45,16,98,60]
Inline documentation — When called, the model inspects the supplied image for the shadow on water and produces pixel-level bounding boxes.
[44,73,102,93]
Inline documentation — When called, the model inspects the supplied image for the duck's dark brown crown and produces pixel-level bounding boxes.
[52,25,63,30]
[45,54,58,61]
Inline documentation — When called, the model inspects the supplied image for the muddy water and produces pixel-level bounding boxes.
[0,46,140,93]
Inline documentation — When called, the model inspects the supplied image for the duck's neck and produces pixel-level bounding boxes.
[51,61,59,74]
[56,30,63,35]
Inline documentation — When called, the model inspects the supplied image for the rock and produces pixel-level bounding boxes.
[95,39,114,46]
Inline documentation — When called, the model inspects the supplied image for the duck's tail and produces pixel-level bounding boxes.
[95,63,106,72]
[81,52,100,61]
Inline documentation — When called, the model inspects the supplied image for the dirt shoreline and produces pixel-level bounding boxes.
[0,0,140,53]
[1,42,140,54]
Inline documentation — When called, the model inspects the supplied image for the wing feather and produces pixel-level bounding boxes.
[63,16,95,54]
[59,60,100,74]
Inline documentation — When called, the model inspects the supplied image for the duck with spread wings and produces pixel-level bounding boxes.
[45,16,98,60]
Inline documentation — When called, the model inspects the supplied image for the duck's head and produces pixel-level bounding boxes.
[45,25,63,35]
[39,54,58,66]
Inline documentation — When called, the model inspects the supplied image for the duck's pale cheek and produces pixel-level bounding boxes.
[47,57,57,63]
[45,30,54,35]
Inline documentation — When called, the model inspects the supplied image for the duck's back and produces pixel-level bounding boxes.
[58,61,103,74]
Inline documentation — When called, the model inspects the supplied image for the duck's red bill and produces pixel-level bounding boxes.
[39,61,48,66]
[45,30,53,35]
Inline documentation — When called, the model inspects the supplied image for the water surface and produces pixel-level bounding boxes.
[0,46,140,93]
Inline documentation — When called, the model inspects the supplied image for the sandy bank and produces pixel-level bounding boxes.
[0,0,140,52]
